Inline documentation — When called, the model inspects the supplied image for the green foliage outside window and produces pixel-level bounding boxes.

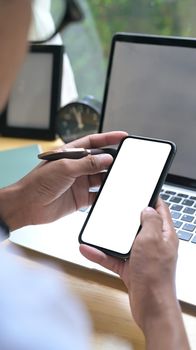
[89,0,196,57]
[62,0,196,100]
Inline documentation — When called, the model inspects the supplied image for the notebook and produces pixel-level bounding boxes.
[11,33,196,306]
[0,144,41,187]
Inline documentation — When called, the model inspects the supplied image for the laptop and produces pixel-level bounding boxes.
[11,33,196,306]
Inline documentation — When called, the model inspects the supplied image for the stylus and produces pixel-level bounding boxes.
[38,148,117,161]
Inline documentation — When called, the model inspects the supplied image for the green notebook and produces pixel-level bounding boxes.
[0,144,41,188]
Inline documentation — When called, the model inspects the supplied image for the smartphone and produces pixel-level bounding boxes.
[78,135,176,259]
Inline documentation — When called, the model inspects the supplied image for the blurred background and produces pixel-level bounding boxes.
[60,0,196,100]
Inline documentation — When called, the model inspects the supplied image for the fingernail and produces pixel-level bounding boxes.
[94,154,113,161]
[143,207,155,213]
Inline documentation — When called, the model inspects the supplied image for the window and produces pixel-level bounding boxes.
[61,0,196,102]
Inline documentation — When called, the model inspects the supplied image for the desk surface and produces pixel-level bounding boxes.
[0,136,196,349]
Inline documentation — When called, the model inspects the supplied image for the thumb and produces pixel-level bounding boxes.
[68,154,114,177]
[140,207,163,236]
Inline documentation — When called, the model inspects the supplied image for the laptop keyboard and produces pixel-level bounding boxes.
[81,187,196,245]
[160,189,196,244]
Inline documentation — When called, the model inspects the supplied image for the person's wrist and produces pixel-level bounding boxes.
[130,284,178,331]
[139,292,190,350]
[0,183,29,231]
[139,287,179,331]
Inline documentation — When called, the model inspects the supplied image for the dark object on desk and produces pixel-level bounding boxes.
[0,218,10,240]
[0,45,63,140]
[56,96,102,143]
[38,147,117,161]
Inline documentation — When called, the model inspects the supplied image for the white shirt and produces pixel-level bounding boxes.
[0,230,91,350]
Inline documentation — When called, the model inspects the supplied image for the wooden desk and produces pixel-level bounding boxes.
[0,135,64,152]
[0,136,196,349]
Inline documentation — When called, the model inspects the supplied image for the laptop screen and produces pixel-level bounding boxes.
[100,34,196,185]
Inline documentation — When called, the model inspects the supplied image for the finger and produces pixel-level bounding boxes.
[140,207,163,239]
[155,197,177,240]
[79,245,125,276]
[61,153,114,177]
[88,172,105,189]
[88,191,98,206]
[156,197,173,227]
[65,131,128,149]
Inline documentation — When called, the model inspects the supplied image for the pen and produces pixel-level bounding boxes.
[38,148,117,161]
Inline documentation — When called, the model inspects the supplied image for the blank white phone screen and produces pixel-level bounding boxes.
[81,137,172,255]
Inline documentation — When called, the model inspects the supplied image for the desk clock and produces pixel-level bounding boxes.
[56,95,101,143]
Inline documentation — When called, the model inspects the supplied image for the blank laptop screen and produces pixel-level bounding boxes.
[101,38,196,181]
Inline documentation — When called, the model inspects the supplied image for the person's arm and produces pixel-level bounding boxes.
[141,294,188,350]
[0,131,127,232]
[129,203,189,350]
[80,199,190,350]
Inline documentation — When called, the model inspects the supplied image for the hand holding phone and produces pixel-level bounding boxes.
[79,135,176,259]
